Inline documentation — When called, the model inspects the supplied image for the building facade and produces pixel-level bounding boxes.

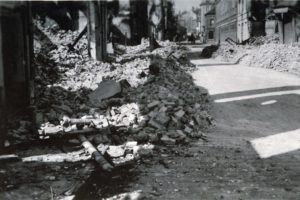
[216,0,267,44]
[200,0,215,36]
[204,8,216,43]
[267,0,300,44]
[192,7,201,35]
[237,0,250,43]
[215,0,238,43]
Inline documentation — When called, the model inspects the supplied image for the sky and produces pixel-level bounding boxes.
[173,0,202,12]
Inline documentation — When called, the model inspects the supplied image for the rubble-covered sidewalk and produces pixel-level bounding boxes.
[213,35,300,76]
[0,22,211,200]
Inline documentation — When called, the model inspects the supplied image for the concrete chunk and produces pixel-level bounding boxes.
[155,112,170,125]
[43,126,63,135]
[148,119,165,130]
[174,110,185,119]
[159,106,168,113]
[147,100,160,109]
[112,154,135,167]
[106,146,125,158]
[184,126,193,134]
[89,80,121,105]
[161,135,176,145]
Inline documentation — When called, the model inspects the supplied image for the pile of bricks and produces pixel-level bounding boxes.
[34,21,211,148]
[112,56,211,145]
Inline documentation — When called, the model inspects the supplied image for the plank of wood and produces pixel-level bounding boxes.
[78,135,113,172]
[22,149,90,163]
[0,154,21,163]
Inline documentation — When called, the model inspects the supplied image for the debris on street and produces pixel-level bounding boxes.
[32,21,211,150]
[1,18,212,200]
[213,34,300,76]
[103,190,144,200]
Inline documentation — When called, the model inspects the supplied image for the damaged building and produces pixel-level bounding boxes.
[215,0,300,44]
[266,0,300,43]
[215,0,267,44]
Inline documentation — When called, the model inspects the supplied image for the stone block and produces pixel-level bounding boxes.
[184,126,193,134]
[161,135,176,145]
[147,100,160,109]
[155,112,170,126]
[89,80,121,105]
[148,119,165,130]
[174,110,185,119]
[106,145,125,158]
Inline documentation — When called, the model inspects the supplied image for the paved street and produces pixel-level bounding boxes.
[188,54,300,199]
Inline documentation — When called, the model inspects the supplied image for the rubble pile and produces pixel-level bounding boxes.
[6,20,210,150]
[213,34,300,75]
[35,21,83,47]
[248,34,280,46]
[213,43,249,63]
[123,57,211,144]
[52,56,150,91]
[115,39,149,55]
[36,55,210,146]
[241,42,300,74]
[115,39,177,55]
[9,21,211,174]
[34,24,209,139]
[35,21,89,68]
[1,21,212,200]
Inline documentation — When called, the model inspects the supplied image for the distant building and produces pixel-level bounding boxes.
[237,0,267,43]
[179,11,197,35]
[192,7,201,35]
[192,0,215,43]
[204,8,215,43]
[199,0,215,35]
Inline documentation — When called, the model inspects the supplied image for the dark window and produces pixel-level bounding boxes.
[208,31,214,39]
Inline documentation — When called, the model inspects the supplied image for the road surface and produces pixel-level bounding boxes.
[188,54,300,199]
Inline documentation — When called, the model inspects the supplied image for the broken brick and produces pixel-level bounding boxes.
[147,101,160,109]
[174,110,185,119]
[161,135,176,145]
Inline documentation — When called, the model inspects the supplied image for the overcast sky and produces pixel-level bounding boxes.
[173,0,202,12]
